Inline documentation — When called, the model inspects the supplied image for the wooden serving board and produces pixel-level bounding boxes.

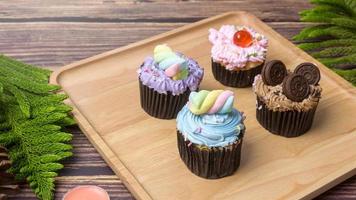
[50,12,356,200]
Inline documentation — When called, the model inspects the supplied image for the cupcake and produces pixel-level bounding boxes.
[176,90,245,179]
[138,44,204,119]
[253,60,322,137]
[209,25,268,87]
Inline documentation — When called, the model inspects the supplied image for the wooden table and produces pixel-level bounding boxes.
[0,1,354,199]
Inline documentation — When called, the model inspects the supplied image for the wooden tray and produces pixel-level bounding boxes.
[50,12,356,200]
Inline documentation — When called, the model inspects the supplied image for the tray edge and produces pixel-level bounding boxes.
[50,11,356,200]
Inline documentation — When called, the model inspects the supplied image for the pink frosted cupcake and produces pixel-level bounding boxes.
[209,25,268,87]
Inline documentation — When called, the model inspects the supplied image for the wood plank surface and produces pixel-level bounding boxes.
[0,0,354,199]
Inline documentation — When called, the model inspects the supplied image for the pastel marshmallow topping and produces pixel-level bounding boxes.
[176,89,244,147]
[153,44,189,80]
[189,90,234,115]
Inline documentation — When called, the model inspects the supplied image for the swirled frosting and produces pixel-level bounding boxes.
[209,25,268,70]
[138,46,204,95]
[177,90,245,147]
[253,75,322,112]
[188,90,234,115]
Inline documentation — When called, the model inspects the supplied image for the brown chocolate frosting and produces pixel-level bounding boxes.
[253,75,322,112]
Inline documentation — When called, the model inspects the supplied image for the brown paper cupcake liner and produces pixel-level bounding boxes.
[177,130,244,179]
[211,59,263,88]
[139,80,190,119]
[256,97,318,137]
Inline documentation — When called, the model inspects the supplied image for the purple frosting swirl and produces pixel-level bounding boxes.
[137,54,204,95]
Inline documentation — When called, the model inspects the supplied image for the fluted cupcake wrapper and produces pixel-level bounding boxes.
[256,97,318,138]
[139,80,190,119]
[177,130,243,179]
[211,59,263,88]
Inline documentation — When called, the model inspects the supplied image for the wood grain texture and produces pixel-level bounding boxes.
[0,22,305,67]
[0,1,354,199]
[0,0,311,23]
[50,12,356,200]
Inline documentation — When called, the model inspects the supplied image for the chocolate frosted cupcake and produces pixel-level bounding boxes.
[138,44,204,119]
[253,61,322,137]
[209,25,268,87]
[176,90,245,179]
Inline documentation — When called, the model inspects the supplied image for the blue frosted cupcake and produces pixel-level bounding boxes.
[176,90,245,179]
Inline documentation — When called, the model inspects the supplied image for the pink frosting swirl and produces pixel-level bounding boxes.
[209,25,268,70]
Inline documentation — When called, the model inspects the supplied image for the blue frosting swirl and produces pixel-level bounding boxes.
[176,105,244,147]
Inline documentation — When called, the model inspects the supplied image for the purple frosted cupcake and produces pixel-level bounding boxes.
[209,25,268,87]
[137,44,204,119]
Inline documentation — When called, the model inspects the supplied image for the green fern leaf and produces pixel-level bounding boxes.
[309,26,356,39]
[57,117,76,127]
[0,56,74,200]
[312,46,356,57]
[293,25,331,41]
[344,0,356,16]
[334,68,356,85]
[0,55,51,78]
[298,39,356,50]
[331,17,356,29]
[318,53,356,66]
[311,0,348,11]
[295,1,356,86]
[300,11,341,22]
[0,55,52,77]
[300,4,347,16]
[0,76,60,95]
[4,84,30,118]
[311,0,356,16]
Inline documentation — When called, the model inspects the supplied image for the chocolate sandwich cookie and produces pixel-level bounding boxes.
[261,60,287,86]
[294,62,320,85]
[282,74,310,102]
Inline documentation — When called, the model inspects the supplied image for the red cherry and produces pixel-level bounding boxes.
[233,30,253,48]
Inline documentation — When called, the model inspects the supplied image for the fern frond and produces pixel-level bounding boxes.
[293,25,331,41]
[0,122,11,130]
[0,55,51,79]
[0,61,46,84]
[333,63,356,70]
[300,10,342,23]
[309,26,356,39]
[38,155,65,164]
[0,76,60,95]
[4,84,30,118]
[318,53,356,66]
[57,117,76,127]
[28,132,72,145]
[312,46,356,57]
[331,17,356,29]
[32,104,72,118]
[0,55,74,200]
[296,1,356,86]
[344,0,356,16]
[28,93,68,108]
[300,4,348,16]
[311,0,345,7]
[334,68,356,85]
[311,0,356,16]
[0,55,52,77]
[28,174,55,200]
[0,131,17,146]
[298,39,356,50]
